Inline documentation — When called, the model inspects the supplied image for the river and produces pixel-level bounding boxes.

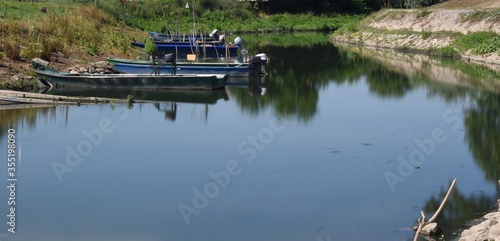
[0,32,499,241]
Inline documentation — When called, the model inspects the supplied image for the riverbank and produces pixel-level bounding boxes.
[330,1,500,239]
[331,5,500,72]
[458,209,500,241]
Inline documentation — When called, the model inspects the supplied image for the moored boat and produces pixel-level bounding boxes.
[149,31,212,42]
[107,53,268,77]
[32,60,228,91]
[132,41,239,57]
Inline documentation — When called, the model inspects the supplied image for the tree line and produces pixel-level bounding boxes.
[256,0,447,14]
[27,0,447,15]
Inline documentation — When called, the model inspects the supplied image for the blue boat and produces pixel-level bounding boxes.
[149,32,212,42]
[132,41,239,56]
[107,53,268,77]
[132,34,245,57]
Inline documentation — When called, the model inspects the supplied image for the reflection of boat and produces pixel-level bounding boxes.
[226,76,267,97]
[32,60,228,91]
[107,53,267,77]
[41,87,229,104]
[154,102,178,121]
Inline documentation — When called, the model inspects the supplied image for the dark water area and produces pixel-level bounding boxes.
[1,33,499,241]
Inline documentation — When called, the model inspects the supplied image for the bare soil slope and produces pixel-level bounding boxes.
[366,8,499,34]
[332,0,500,70]
[431,0,500,9]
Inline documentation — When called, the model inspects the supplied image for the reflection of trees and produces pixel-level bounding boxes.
[0,107,58,137]
[366,68,412,98]
[464,91,500,182]
[232,34,493,122]
[232,43,431,120]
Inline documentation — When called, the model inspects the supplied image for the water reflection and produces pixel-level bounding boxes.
[0,106,66,136]
[1,33,500,241]
[44,87,230,104]
[154,102,178,121]
[234,34,498,123]
[325,42,500,240]
[464,91,500,182]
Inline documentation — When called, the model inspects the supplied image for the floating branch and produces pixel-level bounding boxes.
[413,178,457,241]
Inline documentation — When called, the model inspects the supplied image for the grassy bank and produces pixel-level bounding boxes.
[1,2,145,59]
[0,1,148,90]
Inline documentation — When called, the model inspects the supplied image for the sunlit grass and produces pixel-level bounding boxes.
[0,4,145,61]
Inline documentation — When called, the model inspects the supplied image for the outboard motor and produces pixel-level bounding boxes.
[209,29,218,38]
[209,29,219,41]
[247,53,268,77]
[234,36,247,55]
[248,54,267,77]
[255,53,268,64]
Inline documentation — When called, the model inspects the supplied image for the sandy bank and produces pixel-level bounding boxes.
[332,8,500,71]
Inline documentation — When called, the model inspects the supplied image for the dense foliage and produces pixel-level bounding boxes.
[94,0,363,33]
[93,0,448,33]
[261,0,448,13]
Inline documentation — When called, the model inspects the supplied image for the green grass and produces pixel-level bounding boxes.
[454,32,500,55]
[0,3,144,61]
[422,29,432,39]
[0,1,92,21]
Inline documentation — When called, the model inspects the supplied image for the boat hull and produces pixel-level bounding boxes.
[108,60,249,77]
[33,62,228,91]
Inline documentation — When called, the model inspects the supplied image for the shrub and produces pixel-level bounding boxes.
[3,41,21,60]
[473,36,500,55]
[454,32,500,55]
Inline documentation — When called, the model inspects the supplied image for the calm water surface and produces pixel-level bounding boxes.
[1,33,499,241]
